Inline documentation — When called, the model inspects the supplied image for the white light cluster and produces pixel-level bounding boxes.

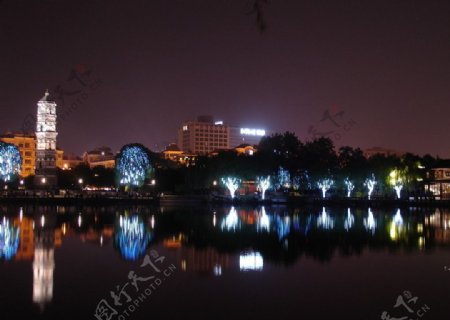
[317,178,334,198]
[221,177,241,199]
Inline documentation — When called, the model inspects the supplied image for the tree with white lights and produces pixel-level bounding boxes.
[274,167,291,191]
[115,144,152,189]
[0,142,21,183]
[364,174,377,200]
[256,176,271,200]
[317,178,334,198]
[221,177,241,199]
[344,177,355,198]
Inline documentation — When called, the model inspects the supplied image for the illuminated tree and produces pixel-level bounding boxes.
[344,177,355,198]
[364,174,377,200]
[0,142,21,182]
[114,215,151,260]
[274,167,291,190]
[389,169,404,199]
[115,144,152,189]
[221,177,241,199]
[256,176,271,200]
[317,178,334,198]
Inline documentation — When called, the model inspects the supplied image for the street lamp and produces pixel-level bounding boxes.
[41,177,46,184]
[151,179,156,185]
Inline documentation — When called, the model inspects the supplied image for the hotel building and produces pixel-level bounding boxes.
[177,115,267,154]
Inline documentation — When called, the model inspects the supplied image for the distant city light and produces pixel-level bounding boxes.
[240,128,266,136]
[214,121,223,125]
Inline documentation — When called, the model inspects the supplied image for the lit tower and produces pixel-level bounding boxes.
[34,90,58,188]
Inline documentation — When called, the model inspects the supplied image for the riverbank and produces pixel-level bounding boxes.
[1,194,449,207]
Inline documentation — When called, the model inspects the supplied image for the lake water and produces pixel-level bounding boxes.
[0,205,449,320]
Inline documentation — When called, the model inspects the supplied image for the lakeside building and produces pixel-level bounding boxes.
[177,115,267,154]
[162,143,197,167]
[83,147,116,169]
[0,133,36,177]
[59,153,83,170]
[425,168,450,199]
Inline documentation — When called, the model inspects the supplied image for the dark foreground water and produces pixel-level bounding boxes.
[0,205,449,320]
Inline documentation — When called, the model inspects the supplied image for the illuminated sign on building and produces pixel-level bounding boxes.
[240,128,266,136]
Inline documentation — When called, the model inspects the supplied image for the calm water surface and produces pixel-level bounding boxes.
[0,205,449,320]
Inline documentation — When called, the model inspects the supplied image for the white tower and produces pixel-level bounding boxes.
[34,90,58,188]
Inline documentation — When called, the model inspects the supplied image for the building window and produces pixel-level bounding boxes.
[25,143,30,148]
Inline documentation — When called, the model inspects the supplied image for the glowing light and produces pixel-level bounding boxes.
[240,128,266,136]
[364,174,377,200]
[116,144,152,188]
[41,177,46,184]
[114,215,152,260]
[344,178,355,198]
[212,213,216,227]
[317,207,334,229]
[221,177,240,199]
[221,207,239,231]
[317,179,334,198]
[212,180,217,186]
[239,252,263,271]
[0,142,21,182]
[389,169,404,199]
[77,215,82,228]
[40,215,45,228]
[256,176,271,200]
[78,178,83,184]
[19,207,23,222]
[364,208,376,234]
[344,208,354,231]
[0,218,20,260]
[213,264,222,276]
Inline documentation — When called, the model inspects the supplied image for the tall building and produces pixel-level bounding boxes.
[177,116,266,154]
[0,133,36,177]
[34,90,58,188]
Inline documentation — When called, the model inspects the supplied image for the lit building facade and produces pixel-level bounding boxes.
[425,168,450,199]
[0,133,36,177]
[34,91,58,188]
[177,116,266,154]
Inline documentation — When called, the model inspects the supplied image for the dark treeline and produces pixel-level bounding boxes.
[157,132,447,197]
[14,132,447,197]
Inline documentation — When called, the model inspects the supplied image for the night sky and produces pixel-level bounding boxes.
[1,0,449,157]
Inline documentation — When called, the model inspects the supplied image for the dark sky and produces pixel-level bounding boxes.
[1,0,449,157]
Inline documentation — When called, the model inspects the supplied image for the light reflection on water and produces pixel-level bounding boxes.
[0,205,450,319]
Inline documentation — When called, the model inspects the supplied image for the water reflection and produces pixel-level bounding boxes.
[239,252,263,271]
[0,216,20,260]
[114,214,152,261]
[364,208,376,234]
